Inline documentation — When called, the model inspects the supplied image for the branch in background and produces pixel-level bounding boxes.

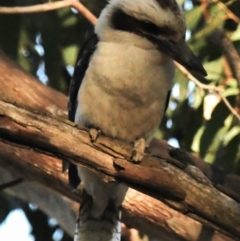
[0,0,97,25]
[0,52,240,241]
[174,62,240,121]
[0,0,238,26]
[200,0,210,21]
[1,167,234,241]
[186,2,240,120]
[207,29,240,87]
[211,0,240,23]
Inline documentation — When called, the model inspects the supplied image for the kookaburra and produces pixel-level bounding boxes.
[67,0,207,240]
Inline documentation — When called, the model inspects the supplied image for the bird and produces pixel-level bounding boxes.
[67,0,207,240]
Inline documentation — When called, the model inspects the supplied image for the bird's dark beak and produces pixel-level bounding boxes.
[158,39,207,76]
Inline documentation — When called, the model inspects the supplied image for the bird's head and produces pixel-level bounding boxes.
[95,0,207,76]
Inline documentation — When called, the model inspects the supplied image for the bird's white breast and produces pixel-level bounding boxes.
[75,41,174,143]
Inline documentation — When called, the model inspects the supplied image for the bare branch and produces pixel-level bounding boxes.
[174,62,240,121]
[0,0,97,24]
[207,29,240,87]
[211,0,240,23]
[1,167,234,241]
[174,62,223,92]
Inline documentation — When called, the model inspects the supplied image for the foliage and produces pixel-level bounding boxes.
[0,0,239,240]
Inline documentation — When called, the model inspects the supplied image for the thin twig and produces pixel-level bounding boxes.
[174,62,223,92]
[219,92,240,120]
[0,0,97,24]
[71,0,97,24]
[174,61,240,121]
[211,0,240,23]
[200,0,210,21]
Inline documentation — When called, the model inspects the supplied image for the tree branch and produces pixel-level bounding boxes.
[174,62,240,121]
[1,167,233,241]
[0,52,240,241]
[0,0,97,24]
[207,29,240,87]
[211,0,240,23]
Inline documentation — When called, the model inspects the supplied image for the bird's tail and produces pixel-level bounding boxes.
[74,191,122,241]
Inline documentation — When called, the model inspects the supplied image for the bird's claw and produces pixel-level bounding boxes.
[131,138,146,163]
[89,128,101,142]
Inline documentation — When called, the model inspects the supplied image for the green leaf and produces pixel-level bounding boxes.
[58,7,78,27]
[191,125,205,153]
[219,130,240,171]
[230,24,240,41]
[199,96,235,161]
[185,6,203,31]
[174,69,189,102]
[226,77,238,88]
[224,87,240,97]
[62,45,78,65]
[223,78,239,97]
[184,102,204,150]
[203,114,233,163]
[193,87,203,109]
[203,58,223,82]
[178,0,186,5]
[223,126,240,146]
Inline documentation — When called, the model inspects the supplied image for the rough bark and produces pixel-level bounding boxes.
[0,51,240,241]
[1,166,233,241]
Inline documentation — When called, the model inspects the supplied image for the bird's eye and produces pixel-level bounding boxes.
[140,20,160,35]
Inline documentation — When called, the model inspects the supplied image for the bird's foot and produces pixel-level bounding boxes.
[131,138,146,163]
[89,128,101,142]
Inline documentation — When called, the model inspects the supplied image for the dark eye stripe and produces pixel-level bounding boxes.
[110,8,176,38]
[155,0,180,14]
[155,0,172,8]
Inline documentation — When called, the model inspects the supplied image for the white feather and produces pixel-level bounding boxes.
[96,0,186,42]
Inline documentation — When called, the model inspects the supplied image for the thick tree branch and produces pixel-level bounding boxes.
[0,52,240,241]
[1,167,233,241]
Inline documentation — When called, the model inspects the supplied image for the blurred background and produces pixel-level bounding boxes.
[0,0,239,240]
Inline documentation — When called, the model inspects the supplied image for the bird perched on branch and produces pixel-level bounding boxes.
[67,0,207,240]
